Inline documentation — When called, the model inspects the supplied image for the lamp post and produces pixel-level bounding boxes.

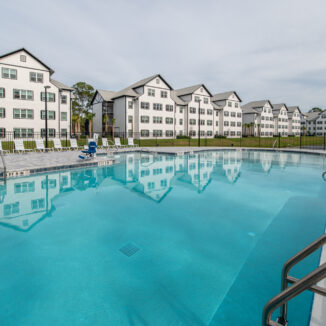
[44,85,51,151]
[198,98,202,147]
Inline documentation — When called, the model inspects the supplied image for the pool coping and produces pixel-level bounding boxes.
[1,147,325,180]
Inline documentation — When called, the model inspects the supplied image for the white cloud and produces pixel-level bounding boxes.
[1,0,326,110]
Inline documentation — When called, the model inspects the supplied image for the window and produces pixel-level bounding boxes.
[204,97,209,104]
[61,129,67,136]
[216,121,218,126]
[207,131,212,136]
[30,72,43,83]
[190,119,196,125]
[224,121,229,126]
[13,89,34,100]
[61,112,67,121]
[179,107,183,113]
[41,110,55,120]
[194,96,200,102]
[153,103,162,111]
[165,130,173,137]
[41,92,55,102]
[200,120,205,125]
[179,119,183,125]
[41,179,57,189]
[231,121,236,127]
[14,181,35,194]
[128,115,133,123]
[141,115,149,123]
[153,116,162,124]
[190,107,196,114]
[161,90,168,98]
[200,109,205,114]
[156,78,160,84]
[166,104,173,112]
[61,94,67,104]
[237,122,241,127]
[207,120,212,126]
[31,199,45,210]
[228,101,232,107]
[128,101,133,109]
[200,130,205,136]
[2,67,17,79]
[148,88,155,96]
[237,112,242,118]
[237,131,241,136]
[13,108,33,119]
[190,130,196,136]
[224,131,229,136]
[0,108,5,118]
[4,202,19,217]
[230,131,235,136]
[13,128,34,138]
[235,102,239,108]
[0,87,4,98]
[141,130,149,137]
[224,111,229,117]
[41,128,56,137]
[0,128,5,138]
[153,130,162,137]
[231,112,236,117]
[165,117,173,124]
[141,102,150,109]
[207,109,212,115]
[20,54,26,62]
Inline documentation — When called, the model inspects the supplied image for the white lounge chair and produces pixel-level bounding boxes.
[99,138,112,150]
[35,139,53,152]
[70,138,82,150]
[128,138,139,148]
[0,141,9,155]
[14,139,32,154]
[114,138,127,148]
[53,138,65,151]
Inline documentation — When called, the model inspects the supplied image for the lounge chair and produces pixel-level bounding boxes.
[70,138,82,150]
[14,139,33,154]
[128,138,139,148]
[114,138,127,148]
[0,141,9,155]
[79,141,97,160]
[35,139,53,152]
[99,138,111,150]
[53,138,66,151]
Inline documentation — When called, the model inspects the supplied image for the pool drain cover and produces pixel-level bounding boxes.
[119,243,140,257]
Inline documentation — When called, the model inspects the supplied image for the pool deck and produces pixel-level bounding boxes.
[1,146,326,180]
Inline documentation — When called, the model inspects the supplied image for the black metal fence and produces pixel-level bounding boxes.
[1,131,326,152]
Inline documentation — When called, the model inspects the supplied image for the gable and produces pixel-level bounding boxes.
[0,48,53,73]
[146,76,172,90]
[193,85,211,97]
[228,92,241,102]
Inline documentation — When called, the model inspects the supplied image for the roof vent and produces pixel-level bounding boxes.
[20,55,26,62]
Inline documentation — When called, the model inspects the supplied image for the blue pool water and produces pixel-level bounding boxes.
[0,150,325,326]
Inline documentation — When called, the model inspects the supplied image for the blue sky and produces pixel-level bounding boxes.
[1,0,326,111]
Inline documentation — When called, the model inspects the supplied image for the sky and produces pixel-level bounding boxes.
[1,0,326,112]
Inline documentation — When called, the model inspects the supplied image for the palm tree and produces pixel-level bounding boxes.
[111,118,116,138]
[103,114,109,134]
[85,111,95,137]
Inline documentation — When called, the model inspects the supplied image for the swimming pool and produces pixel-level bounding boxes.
[0,150,325,326]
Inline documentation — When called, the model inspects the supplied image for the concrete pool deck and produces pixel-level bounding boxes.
[1,146,326,179]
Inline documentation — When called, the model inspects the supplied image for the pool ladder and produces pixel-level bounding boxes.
[262,233,326,325]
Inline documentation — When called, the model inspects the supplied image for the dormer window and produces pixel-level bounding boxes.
[20,55,26,62]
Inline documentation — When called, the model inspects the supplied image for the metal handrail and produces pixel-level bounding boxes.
[262,234,326,325]
[322,171,326,180]
[262,263,326,326]
[0,151,7,180]
[272,139,278,149]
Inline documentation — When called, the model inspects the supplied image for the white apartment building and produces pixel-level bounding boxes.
[92,74,243,139]
[272,103,289,136]
[242,100,274,137]
[287,106,301,136]
[0,48,73,139]
[315,111,326,136]
[211,91,242,137]
[303,112,320,135]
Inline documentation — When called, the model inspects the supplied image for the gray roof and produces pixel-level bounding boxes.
[211,91,242,102]
[112,74,173,100]
[97,90,116,101]
[50,78,73,91]
[287,106,301,118]
[242,100,271,109]
[170,90,186,105]
[271,103,287,117]
[174,84,212,97]
[305,112,320,121]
